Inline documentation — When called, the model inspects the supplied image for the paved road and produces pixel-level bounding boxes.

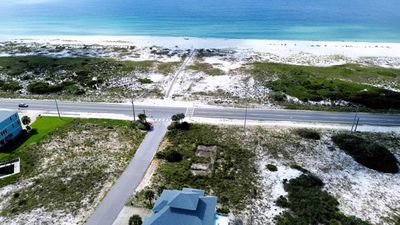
[1,99,399,126]
[85,121,169,225]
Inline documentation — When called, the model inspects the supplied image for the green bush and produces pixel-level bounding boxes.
[21,116,31,125]
[27,81,64,94]
[176,121,190,130]
[0,80,22,92]
[332,133,399,173]
[164,149,183,162]
[271,92,287,102]
[275,196,289,208]
[295,128,321,140]
[216,207,230,215]
[283,174,323,192]
[129,214,142,225]
[157,149,183,162]
[138,78,153,84]
[266,164,278,172]
[275,174,370,225]
[130,121,151,131]
[65,84,85,95]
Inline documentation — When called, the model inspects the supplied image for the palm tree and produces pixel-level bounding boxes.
[138,113,147,123]
[171,113,185,124]
[129,214,142,225]
[21,115,31,125]
[144,190,155,206]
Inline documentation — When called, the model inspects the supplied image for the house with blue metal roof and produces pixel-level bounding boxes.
[143,188,225,225]
[0,110,23,148]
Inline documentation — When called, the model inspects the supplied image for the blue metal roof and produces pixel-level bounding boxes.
[144,188,218,225]
[0,110,17,123]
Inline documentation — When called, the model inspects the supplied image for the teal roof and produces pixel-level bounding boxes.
[0,110,17,123]
[144,188,217,225]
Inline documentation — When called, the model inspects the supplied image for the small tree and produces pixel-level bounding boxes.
[144,190,155,206]
[171,113,185,124]
[129,214,142,225]
[171,114,178,123]
[138,113,147,123]
[21,115,31,126]
[165,149,183,162]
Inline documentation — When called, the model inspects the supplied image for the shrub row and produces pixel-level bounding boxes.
[332,133,399,173]
[0,80,22,92]
[275,174,370,225]
[294,128,321,140]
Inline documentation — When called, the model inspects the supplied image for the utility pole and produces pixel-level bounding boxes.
[131,98,136,121]
[244,83,249,133]
[354,117,360,132]
[351,106,359,132]
[54,98,61,119]
[244,104,248,132]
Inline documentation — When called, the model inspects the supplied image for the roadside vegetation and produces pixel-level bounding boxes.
[0,116,145,224]
[332,133,399,173]
[0,56,176,100]
[248,62,400,111]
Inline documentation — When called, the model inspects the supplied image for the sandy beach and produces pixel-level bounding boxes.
[1,35,400,58]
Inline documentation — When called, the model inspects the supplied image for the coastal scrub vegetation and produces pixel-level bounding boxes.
[157,61,181,74]
[151,124,257,211]
[332,133,399,173]
[187,62,225,76]
[0,117,145,223]
[240,127,399,224]
[0,56,176,99]
[294,128,321,140]
[0,80,22,92]
[248,62,400,110]
[0,56,154,77]
[275,174,370,225]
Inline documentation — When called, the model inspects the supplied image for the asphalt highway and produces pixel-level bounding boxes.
[1,99,399,126]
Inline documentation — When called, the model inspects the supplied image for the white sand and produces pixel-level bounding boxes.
[1,35,400,58]
[189,117,400,133]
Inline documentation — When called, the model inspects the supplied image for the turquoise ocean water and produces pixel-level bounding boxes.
[0,0,399,42]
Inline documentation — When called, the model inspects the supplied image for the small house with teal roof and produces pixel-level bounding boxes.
[143,188,227,225]
[0,110,22,148]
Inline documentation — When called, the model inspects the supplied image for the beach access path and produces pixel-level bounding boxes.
[165,48,196,98]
